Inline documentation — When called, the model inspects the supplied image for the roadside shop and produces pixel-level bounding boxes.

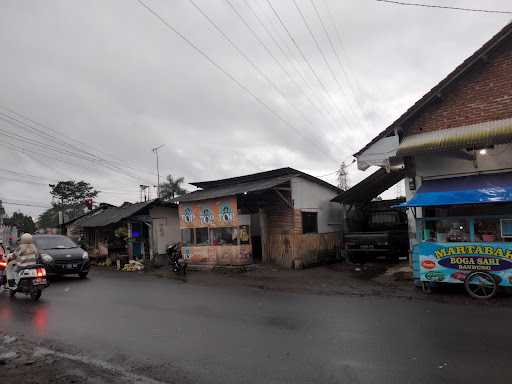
[352,22,512,298]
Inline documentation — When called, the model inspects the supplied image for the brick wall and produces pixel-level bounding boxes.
[405,35,512,135]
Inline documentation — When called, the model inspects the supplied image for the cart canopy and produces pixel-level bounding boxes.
[399,172,512,207]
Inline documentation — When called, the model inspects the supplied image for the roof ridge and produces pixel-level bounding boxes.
[354,21,512,158]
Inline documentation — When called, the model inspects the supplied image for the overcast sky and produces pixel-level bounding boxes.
[0,0,510,217]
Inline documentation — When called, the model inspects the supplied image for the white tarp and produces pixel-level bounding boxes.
[356,135,399,171]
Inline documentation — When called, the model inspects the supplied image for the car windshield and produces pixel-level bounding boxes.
[34,236,78,250]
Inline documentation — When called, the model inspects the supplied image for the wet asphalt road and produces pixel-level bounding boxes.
[1,269,511,384]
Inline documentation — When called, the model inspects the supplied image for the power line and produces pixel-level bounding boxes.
[0,105,157,177]
[188,0,338,160]
[189,0,312,124]
[0,140,153,192]
[308,0,373,129]
[375,0,512,14]
[320,0,380,130]
[0,115,154,184]
[0,168,138,196]
[242,0,343,129]
[291,0,363,126]
[264,0,354,130]
[0,200,51,209]
[136,0,339,164]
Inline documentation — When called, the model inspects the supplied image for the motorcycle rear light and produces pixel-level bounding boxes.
[0,261,6,268]
[36,268,46,277]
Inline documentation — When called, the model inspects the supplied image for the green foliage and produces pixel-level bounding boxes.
[37,206,61,229]
[49,180,98,205]
[160,175,187,200]
[4,212,36,234]
[38,180,99,228]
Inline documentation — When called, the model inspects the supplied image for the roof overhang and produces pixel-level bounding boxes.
[399,172,512,207]
[397,118,512,157]
[356,135,399,171]
[331,168,405,204]
[171,175,294,203]
[353,21,512,158]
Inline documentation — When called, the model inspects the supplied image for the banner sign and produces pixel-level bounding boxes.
[415,242,512,286]
[179,196,238,228]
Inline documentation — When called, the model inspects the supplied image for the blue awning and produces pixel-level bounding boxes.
[401,172,512,207]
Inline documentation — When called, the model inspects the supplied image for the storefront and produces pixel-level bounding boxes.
[173,167,342,269]
[401,172,512,298]
[178,196,252,267]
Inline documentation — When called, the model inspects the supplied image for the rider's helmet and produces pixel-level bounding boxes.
[20,233,33,244]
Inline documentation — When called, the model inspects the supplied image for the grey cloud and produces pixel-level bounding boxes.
[0,0,509,217]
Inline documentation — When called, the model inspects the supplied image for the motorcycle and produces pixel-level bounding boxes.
[167,242,187,276]
[0,258,6,289]
[4,254,49,301]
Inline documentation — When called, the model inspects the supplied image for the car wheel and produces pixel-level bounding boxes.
[78,272,88,279]
[30,289,42,301]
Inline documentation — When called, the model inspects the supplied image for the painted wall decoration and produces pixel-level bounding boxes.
[199,206,214,225]
[182,207,195,224]
[415,242,512,286]
[179,196,238,228]
[219,201,234,224]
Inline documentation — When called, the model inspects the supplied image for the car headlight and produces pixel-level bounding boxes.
[82,251,89,260]
[41,253,53,263]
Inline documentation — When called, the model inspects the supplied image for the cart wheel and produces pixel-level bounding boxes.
[464,271,497,300]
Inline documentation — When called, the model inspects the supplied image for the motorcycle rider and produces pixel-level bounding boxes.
[0,240,6,287]
[6,233,38,288]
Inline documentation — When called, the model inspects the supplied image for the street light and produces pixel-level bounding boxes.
[152,144,165,198]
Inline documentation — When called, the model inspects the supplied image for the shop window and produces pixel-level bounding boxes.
[181,229,194,246]
[302,212,318,234]
[474,219,502,242]
[210,227,237,245]
[239,225,250,245]
[195,228,209,246]
[424,219,470,242]
[502,219,512,238]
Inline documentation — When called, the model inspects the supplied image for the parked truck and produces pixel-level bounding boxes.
[344,198,409,263]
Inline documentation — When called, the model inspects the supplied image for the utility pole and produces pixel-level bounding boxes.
[0,200,4,226]
[152,144,165,198]
[139,185,149,202]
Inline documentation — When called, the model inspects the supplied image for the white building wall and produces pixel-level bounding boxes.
[149,206,180,255]
[290,177,343,233]
[415,143,512,179]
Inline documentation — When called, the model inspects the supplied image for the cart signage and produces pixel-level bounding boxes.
[415,242,512,286]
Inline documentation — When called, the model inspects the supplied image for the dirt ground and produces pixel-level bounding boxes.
[0,332,168,384]
[147,261,512,306]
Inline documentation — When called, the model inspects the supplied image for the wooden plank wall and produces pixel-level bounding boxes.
[266,232,340,268]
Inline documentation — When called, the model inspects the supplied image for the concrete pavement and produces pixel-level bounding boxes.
[1,269,511,383]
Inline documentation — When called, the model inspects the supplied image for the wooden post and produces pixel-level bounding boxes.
[259,208,268,263]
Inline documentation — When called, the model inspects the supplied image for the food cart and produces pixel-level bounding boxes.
[402,173,512,299]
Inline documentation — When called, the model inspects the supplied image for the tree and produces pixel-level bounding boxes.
[160,175,187,200]
[337,162,349,191]
[37,207,60,229]
[49,180,98,206]
[5,212,36,234]
[38,180,99,229]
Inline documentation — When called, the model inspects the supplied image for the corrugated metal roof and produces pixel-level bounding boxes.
[397,118,512,156]
[171,175,294,203]
[354,21,512,158]
[80,201,155,228]
[331,168,405,204]
[190,167,339,193]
